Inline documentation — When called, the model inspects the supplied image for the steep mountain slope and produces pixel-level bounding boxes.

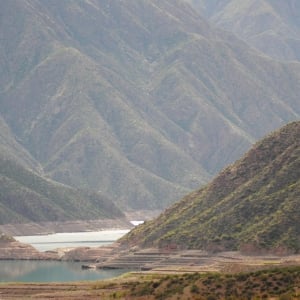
[0,115,41,172]
[187,0,300,61]
[122,122,300,253]
[0,0,299,210]
[0,156,125,224]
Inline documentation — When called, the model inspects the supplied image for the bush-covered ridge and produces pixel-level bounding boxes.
[122,121,300,253]
[129,266,300,300]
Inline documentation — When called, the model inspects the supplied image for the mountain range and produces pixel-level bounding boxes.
[0,0,299,213]
[122,121,300,253]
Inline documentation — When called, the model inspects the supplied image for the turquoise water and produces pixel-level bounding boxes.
[0,230,131,283]
[0,260,128,282]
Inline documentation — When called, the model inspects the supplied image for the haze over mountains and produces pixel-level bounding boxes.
[122,121,300,253]
[0,0,299,214]
[187,0,300,61]
[0,155,125,225]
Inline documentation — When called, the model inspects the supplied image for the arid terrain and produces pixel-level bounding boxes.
[1,259,300,299]
[1,241,300,299]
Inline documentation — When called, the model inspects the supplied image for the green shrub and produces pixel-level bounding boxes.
[190,284,199,293]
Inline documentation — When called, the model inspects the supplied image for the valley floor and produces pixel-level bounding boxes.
[1,263,300,299]
[1,250,300,299]
[91,247,300,275]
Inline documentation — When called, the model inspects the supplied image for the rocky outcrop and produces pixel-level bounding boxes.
[0,234,57,260]
[59,245,118,262]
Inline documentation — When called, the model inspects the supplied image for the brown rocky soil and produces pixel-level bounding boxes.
[0,239,57,260]
[92,247,300,274]
[0,282,107,299]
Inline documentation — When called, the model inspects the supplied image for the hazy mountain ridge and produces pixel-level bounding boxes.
[187,0,300,61]
[0,156,125,224]
[0,115,41,172]
[122,121,300,253]
[0,0,299,211]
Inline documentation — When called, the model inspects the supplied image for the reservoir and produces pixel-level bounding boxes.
[0,260,129,282]
[1,230,131,282]
[14,229,130,251]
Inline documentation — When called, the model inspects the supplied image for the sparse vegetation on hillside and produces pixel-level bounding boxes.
[0,0,299,210]
[122,122,300,253]
[129,266,300,300]
[0,157,125,224]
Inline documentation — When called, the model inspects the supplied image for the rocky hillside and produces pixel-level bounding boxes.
[122,121,300,253]
[0,0,299,210]
[0,156,125,225]
[0,232,56,260]
[187,0,300,61]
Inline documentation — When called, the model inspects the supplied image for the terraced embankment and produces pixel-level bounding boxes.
[92,247,300,274]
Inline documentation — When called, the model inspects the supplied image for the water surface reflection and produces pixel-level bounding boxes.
[0,260,128,282]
